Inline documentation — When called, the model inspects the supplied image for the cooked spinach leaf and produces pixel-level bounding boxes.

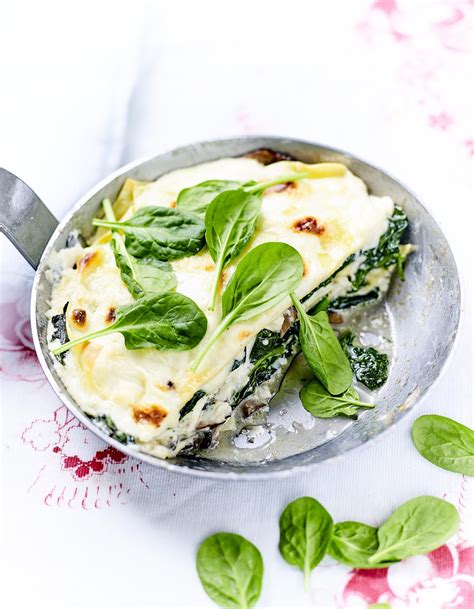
[177,180,242,216]
[191,242,304,371]
[93,206,205,260]
[179,389,207,420]
[51,292,207,355]
[291,294,352,395]
[279,497,333,591]
[340,331,389,390]
[300,378,375,418]
[51,302,69,364]
[102,199,177,298]
[196,533,263,609]
[352,207,408,290]
[231,326,299,408]
[205,189,262,310]
[330,289,379,310]
[328,522,397,569]
[92,414,135,445]
[368,496,459,564]
[412,415,474,476]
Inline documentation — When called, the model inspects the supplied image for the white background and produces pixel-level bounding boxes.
[1,1,472,608]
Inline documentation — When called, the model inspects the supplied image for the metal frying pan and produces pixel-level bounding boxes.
[0,136,461,479]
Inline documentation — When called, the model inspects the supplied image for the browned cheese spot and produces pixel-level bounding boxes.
[170,200,177,208]
[133,405,168,428]
[266,181,297,194]
[293,216,325,235]
[242,148,295,165]
[77,251,99,272]
[71,308,87,327]
[105,307,116,324]
[328,310,344,324]
[239,330,251,341]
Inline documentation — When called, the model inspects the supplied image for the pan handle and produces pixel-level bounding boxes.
[0,168,58,269]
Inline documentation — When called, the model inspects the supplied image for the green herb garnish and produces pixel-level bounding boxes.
[51,292,207,355]
[291,294,352,395]
[93,206,205,260]
[191,242,304,371]
[300,378,375,418]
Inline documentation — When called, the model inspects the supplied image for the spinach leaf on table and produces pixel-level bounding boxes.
[101,199,177,298]
[205,189,262,310]
[291,294,353,395]
[279,497,333,591]
[93,206,205,260]
[51,292,207,355]
[340,331,389,390]
[328,522,397,569]
[191,242,304,371]
[196,532,263,609]
[300,378,375,418]
[412,415,474,476]
[368,496,459,564]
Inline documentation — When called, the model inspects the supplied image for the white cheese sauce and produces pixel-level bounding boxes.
[47,157,394,458]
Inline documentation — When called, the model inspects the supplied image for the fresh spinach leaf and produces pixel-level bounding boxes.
[368,496,459,564]
[93,206,205,260]
[340,331,389,390]
[51,292,207,355]
[330,289,379,310]
[177,180,242,217]
[352,207,408,290]
[328,522,397,569]
[300,378,375,418]
[102,199,177,298]
[279,497,333,591]
[291,294,352,395]
[196,532,263,609]
[412,415,474,476]
[205,189,262,310]
[177,163,346,218]
[191,242,304,371]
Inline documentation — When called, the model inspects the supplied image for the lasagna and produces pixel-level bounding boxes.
[47,152,408,459]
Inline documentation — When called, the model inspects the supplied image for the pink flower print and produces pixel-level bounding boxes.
[343,543,474,609]
[429,112,454,130]
[464,139,474,156]
[0,280,44,383]
[22,419,62,451]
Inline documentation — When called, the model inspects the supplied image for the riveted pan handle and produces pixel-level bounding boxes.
[0,168,58,269]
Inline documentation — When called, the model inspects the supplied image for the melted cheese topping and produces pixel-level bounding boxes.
[48,158,394,458]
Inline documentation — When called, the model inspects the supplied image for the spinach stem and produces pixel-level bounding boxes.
[208,258,224,312]
[103,199,140,284]
[245,171,309,194]
[191,315,232,371]
[51,326,116,355]
[304,564,311,592]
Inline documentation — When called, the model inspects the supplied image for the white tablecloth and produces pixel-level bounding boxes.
[1,2,472,608]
